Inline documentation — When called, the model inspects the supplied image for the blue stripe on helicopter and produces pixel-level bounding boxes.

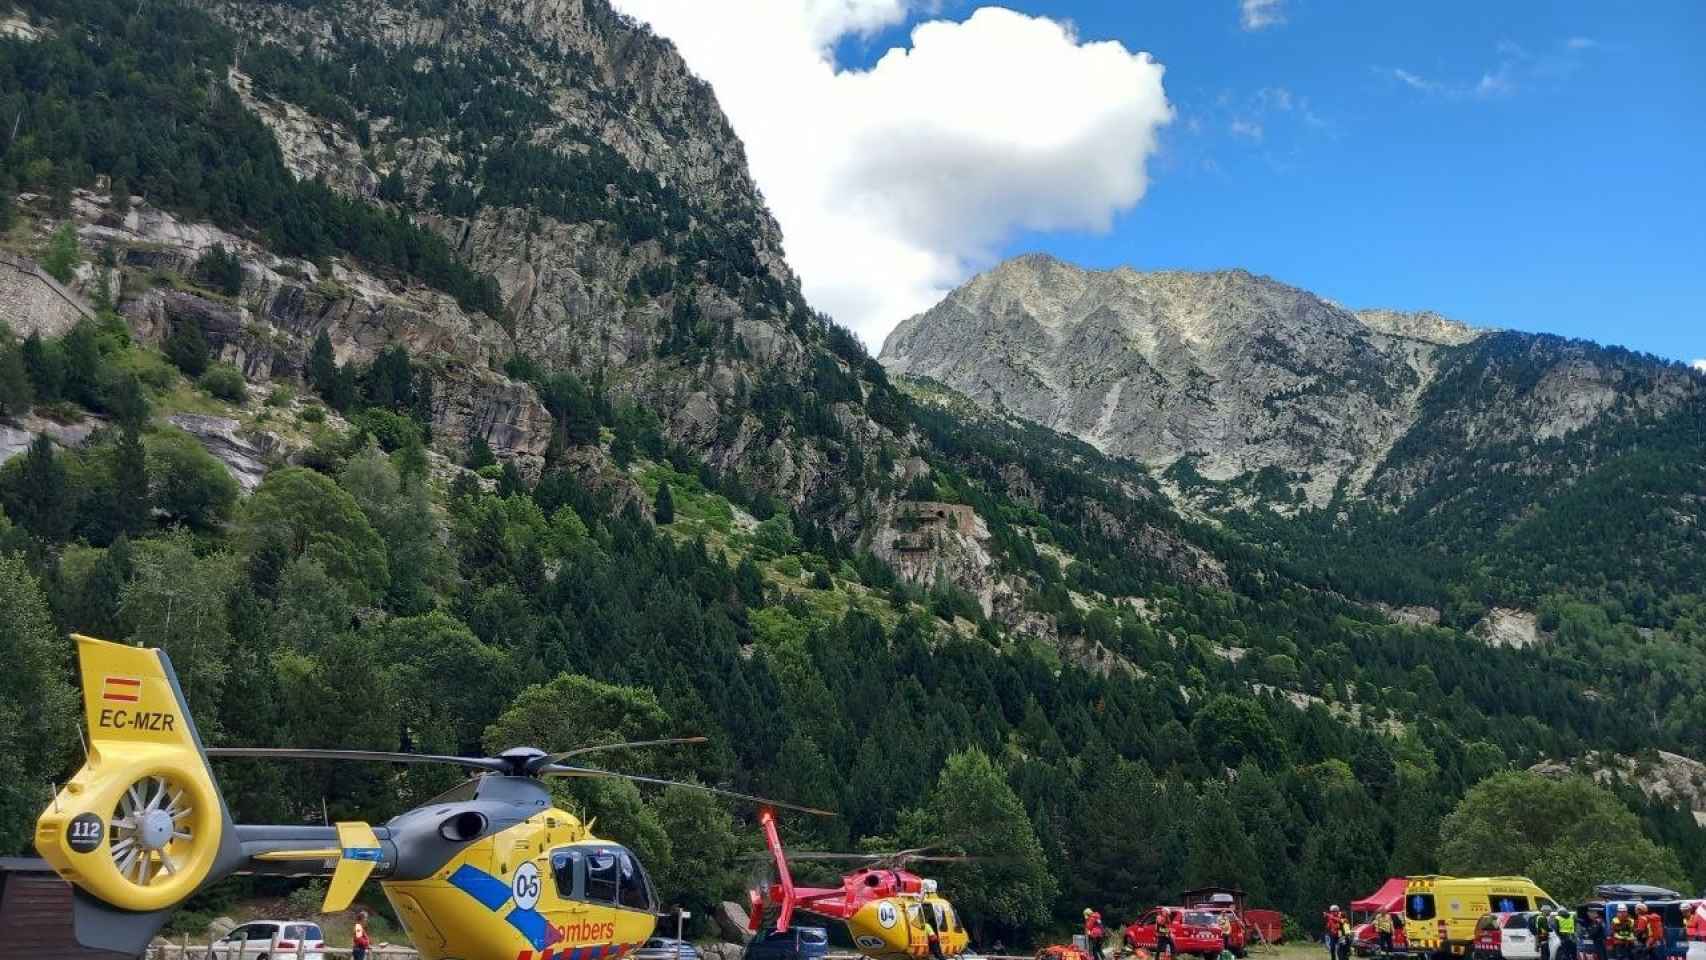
[343,847,385,862]
[449,864,513,911]
[506,904,552,950]
[446,863,557,950]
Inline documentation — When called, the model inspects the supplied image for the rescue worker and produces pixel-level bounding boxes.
[1339,913,1355,960]
[1636,903,1664,960]
[1325,906,1345,960]
[920,902,945,960]
[1156,908,1175,960]
[1611,905,1638,960]
[1374,909,1395,956]
[1687,900,1706,945]
[1536,908,1554,960]
[1557,906,1578,960]
[1085,908,1108,960]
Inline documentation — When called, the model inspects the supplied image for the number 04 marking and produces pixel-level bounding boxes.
[513,862,542,910]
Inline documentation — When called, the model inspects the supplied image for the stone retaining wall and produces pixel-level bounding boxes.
[0,250,95,338]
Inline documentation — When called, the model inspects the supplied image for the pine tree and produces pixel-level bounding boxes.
[497,461,525,498]
[165,318,210,377]
[653,480,674,525]
[21,333,64,402]
[112,424,149,536]
[308,330,338,395]
[466,435,496,469]
[17,435,70,542]
[0,337,33,416]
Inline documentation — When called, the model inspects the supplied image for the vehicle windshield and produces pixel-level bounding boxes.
[1504,916,1532,930]
[1477,916,1500,932]
[1183,912,1219,927]
[1491,897,1531,914]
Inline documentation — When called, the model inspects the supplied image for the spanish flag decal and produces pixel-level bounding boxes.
[102,675,142,703]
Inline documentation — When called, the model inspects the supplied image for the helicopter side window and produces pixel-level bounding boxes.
[552,849,583,899]
[585,850,621,904]
[618,850,656,912]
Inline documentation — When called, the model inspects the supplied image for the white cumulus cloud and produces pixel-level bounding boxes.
[1691,359,1706,374]
[610,0,1173,346]
[1240,0,1285,31]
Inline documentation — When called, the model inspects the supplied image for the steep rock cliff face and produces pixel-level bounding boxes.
[186,0,868,504]
[46,191,554,474]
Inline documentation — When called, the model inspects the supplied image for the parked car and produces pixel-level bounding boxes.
[205,921,326,960]
[635,939,703,960]
[1472,913,1557,960]
[742,926,830,960]
[1123,909,1234,957]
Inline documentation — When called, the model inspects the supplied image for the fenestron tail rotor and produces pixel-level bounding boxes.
[108,773,198,887]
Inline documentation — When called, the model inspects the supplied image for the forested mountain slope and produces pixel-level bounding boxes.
[0,0,1701,944]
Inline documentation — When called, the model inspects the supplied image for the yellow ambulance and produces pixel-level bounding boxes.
[1402,876,1560,957]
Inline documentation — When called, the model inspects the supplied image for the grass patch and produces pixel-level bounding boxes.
[636,462,734,534]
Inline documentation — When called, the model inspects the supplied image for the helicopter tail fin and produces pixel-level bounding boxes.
[35,634,244,952]
[321,822,384,911]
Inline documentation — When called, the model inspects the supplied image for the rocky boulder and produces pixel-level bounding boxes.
[166,415,273,492]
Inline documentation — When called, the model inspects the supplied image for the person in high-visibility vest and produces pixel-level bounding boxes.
[1375,911,1395,957]
[1534,909,1555,960]
[1611,905,1638,960]
[1556,907,1578,960]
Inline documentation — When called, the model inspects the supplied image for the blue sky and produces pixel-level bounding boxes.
[822,0,1706,362]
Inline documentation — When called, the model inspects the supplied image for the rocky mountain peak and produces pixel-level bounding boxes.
[880,254,1695,510]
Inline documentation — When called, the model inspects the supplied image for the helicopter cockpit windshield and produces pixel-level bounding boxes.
[551,844,659,914]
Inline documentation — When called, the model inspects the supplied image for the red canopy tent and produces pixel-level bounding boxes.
[1352,878,1408,917]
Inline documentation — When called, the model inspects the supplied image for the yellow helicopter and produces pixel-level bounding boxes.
[34,634,832,960]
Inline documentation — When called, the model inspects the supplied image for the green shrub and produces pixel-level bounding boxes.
[198,364,247,403]
[266,385,294,407]
[299,405,326,424]
[285,880,328,917]
[144,429,238,528]
[41,223,80,283]
[352,408,421,453]
[164,318,210,376]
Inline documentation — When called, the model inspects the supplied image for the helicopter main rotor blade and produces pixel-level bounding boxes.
[541,764,835,817]
[206,747,510,772]
[739,851,883,862]
[530,736,710,771]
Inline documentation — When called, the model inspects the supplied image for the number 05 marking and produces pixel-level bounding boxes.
[512,862,541,910]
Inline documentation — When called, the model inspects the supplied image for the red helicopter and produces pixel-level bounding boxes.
[746,809,974,960]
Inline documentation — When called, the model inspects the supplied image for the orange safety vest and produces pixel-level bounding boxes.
[1686,908,1706,941]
